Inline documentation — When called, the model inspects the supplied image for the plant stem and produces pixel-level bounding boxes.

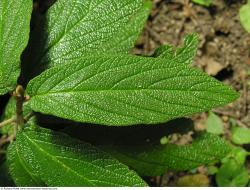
[14,85,25,128]
[0,117,16,128]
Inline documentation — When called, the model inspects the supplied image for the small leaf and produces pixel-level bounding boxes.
[8,126,146,187]
[205,112,224,135]
[0,0,32,94]
[22,0,151,80]
[153,45,174,60]
[100,133,231,176]
[239,1,250,33]
[192,0,213,7]
[216,158,249,187]
[222,146,249,165]
[27,55,238,126]
[154,33,199,65]
[231,127,250,145]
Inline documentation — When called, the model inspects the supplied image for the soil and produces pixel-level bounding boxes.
[133,0,250,186]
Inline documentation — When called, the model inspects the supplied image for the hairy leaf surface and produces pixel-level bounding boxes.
[100,133,231,176]
[8,126,146,186]
[27,55,238,126]
[0,0,32,94]
[7,141,44,186]
[22,0,151,80]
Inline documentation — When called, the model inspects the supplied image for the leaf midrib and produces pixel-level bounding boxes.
[23,131,142,186]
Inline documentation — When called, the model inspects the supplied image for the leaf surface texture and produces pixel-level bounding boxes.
[27,55,238,126]
[8,126,146,186]
[0,0,32,94]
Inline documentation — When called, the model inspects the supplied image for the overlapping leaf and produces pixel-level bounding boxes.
[22,0,151,80]
[7,126,146,187]
[101,133,231,176]
[0,0,32,94]
[27,54,238,126]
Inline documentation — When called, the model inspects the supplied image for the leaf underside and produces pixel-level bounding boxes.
[27,54,238,126]
[0,0,32,94]
[8,126,146,187]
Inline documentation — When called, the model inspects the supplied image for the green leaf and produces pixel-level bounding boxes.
[154,34,199,66]
[7,141,44,187]
[22,0,151,80]
[216,158,249,187]
[153,45,174,60]
[100,133,231,176]
[0,0,32,95]
[239,1,250,33]
[192,0,213,7]
[231,127,250,145]
[8,126,146,187]
[222,146,249,165]
[26,54,238,126]
[205,112,224,135]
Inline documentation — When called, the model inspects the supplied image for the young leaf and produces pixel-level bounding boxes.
[239,0,250,33]
[205,112,224,135]
[8,126,146,187]
[153,33,198,65]
[0,0,32,95]
[100,133,231,176]
[231,127,250,145]
[154,34,199,65]
[192,0,213,7]
[216,158,249,187]
[22,0,151,80]
[27,55,239,126]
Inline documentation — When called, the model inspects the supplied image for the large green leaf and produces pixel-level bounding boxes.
[27,54,238,126]
[22,0,151,80]
[0,0,32,94]
[100,133,231,176]
[7,126,146,187]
